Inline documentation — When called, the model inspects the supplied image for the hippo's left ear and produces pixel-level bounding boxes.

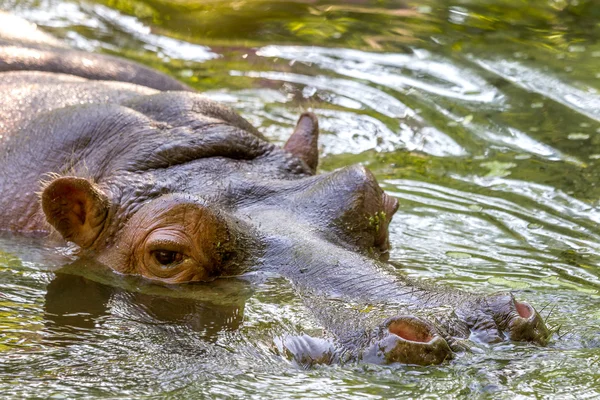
[41,177,110,248]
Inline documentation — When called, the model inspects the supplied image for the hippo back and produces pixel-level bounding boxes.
[0,71,158,146]
[0,11,191,91]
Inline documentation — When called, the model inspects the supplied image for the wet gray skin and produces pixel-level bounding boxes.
[0,13,550,366]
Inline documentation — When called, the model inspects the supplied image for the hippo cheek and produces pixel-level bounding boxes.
[362,316,453,366]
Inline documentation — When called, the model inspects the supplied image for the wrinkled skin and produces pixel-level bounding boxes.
[0,13,550,366]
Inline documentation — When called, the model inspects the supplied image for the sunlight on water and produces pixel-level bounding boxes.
[476,59,600,123]
[1,0,600,397]
[257,45,499,102]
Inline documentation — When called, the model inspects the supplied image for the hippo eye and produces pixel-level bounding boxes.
[151,250,184,267]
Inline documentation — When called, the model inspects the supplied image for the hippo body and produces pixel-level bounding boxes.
[0,13,549,366]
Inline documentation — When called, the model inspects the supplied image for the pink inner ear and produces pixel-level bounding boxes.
[45,181,90,224]
[388,320,434,343]
[515,301,533,319]
[73,200,86,224]
[41,176,109,248]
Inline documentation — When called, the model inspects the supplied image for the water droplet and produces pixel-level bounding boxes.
[480,161,517,177]
[531,102,544,108]
[488,277,530,289]
[302,86,317,98]
[527,223,542,229]
[515,154,531,160]
[446,251,472,259]
[568,45,586,53]
[568,133,590,140]
[542,276,597,294]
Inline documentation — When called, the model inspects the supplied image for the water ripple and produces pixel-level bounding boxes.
[91,5,218,62]
[232,70,466,156]
[386,178,600,291]
[257,45,500,103]
[475,59,600,122]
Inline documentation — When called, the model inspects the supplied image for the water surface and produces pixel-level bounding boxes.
[1,0,599,397]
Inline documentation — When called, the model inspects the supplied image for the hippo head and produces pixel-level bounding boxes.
[33,92,549,364]
[36,96,397,285]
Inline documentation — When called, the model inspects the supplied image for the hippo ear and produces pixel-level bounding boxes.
[41,177,110,248]
[284,112,319,174]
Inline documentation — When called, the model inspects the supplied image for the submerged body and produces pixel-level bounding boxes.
[0,13,549,365]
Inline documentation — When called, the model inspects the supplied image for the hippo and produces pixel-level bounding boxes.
[0,12,550,366]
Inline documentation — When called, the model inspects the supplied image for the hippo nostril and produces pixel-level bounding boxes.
[388,319,434,343]
[514,300,533,319]
[507,300,551,345]
[363,316,453,365]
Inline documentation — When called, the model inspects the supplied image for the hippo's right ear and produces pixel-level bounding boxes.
[284,112,319,174]
[41,177,110,248]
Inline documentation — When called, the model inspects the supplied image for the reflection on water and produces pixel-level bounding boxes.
[44,272,248,344]
[1,0,600,398]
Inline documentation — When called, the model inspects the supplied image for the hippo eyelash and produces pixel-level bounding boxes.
[147,239,188,255]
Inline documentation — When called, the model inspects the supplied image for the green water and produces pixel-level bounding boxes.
[1,0,600,397]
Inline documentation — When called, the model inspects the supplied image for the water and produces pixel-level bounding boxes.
[1,0,600,397]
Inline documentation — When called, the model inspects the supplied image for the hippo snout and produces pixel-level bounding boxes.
[362,316,453,366]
